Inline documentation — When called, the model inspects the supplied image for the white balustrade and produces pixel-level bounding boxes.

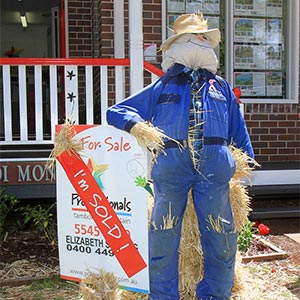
[0,58,163,145]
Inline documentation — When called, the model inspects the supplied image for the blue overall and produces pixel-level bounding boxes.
[107,64,254,300]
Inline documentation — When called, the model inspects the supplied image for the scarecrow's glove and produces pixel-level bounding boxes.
[129,122,165,154]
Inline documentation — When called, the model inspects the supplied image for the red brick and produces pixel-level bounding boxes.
[269,141,286,147]
[78,45,92,50]
[250,114,269,120]
[271,155,291,161]
[69,14,83,20]
[77,8,91,14]
[251,142,269,148]
[251,128,268,134]
[101,17,114,25]
[144,27,154,33]
[278,121,296,127]
[287,155,300,160]
[78,33,92,39]
[69,1,84,8]
[69,26,83,32]
[260,149,278,154]
[68,7,77,13]
[101,25,113,32]
[260,135,277,141]
[144,19,162,26]
[288,128,300,134]
[253,155,265,162]
[249,134,259,141]
[278,148,295,154]
[260,121,279,127]
[101,33,114,39]
[143,11,153,18]
[100,3,114,10]
[270,127,287,134]
[269,114,287,120]
[143,4,161,11]
[245,121,259,127]
[278,134,297,140]
[101,10,113,17]
[287,141,300,147]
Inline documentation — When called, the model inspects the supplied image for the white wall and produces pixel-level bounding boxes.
[1,25,50,58]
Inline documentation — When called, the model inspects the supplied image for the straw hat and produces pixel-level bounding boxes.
[161,13,220,51]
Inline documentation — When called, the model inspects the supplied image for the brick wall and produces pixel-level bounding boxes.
[244,104,300,164]
[143,0,163,86]
[99,1,114,57]
[68,0,93,57]
[143,0,163,65]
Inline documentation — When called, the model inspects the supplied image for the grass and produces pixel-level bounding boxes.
[240,261,300,300]
[1,262,299,300]
[0,277,80,300]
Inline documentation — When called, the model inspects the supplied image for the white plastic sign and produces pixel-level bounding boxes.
[56,125,149,294]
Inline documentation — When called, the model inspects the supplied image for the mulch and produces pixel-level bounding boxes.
[0,230,59,285]
[0,228,300,299]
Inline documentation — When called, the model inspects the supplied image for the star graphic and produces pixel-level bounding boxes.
[66,70,76,81]
[67,92,76,102]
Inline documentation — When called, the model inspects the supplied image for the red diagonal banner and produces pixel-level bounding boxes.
[57,150,147,278]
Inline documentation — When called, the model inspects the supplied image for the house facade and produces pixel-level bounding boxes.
[0,0,299,198]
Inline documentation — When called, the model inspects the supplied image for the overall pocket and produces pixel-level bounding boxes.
[199,145,236,184]
[154,93,180,126]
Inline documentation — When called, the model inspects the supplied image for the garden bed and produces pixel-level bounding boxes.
[241,235,288,262]
[1,229,300,299]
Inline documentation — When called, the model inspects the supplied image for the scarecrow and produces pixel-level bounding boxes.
[107,13,254,300]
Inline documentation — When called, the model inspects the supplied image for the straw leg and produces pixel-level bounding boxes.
[191,146,237,299]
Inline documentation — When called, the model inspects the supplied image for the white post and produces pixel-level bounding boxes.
[3,66,13,141]
[114,0,125,102]
[34,65,44,141]
[114,0,125,58]
[129,0,144,94]
[18,65,28,141]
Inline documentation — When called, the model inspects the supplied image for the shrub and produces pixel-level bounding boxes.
[0,188,20,240]
[19,203,57,246]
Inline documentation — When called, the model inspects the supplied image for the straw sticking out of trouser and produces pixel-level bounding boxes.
[161,202,177,230]
[207,214,226,233]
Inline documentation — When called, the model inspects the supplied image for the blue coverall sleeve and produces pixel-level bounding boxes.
[227,85,254,159]
[106,80,160,132]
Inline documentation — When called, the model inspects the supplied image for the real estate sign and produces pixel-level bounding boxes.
[56,125,149,294]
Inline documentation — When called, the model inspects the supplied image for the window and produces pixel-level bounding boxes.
[163,0,299,103]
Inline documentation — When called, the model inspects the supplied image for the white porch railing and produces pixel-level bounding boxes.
[0,58,163,145]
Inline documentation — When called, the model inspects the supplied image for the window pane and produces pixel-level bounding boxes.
[233,0,286,99]
[164,0,290,101]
